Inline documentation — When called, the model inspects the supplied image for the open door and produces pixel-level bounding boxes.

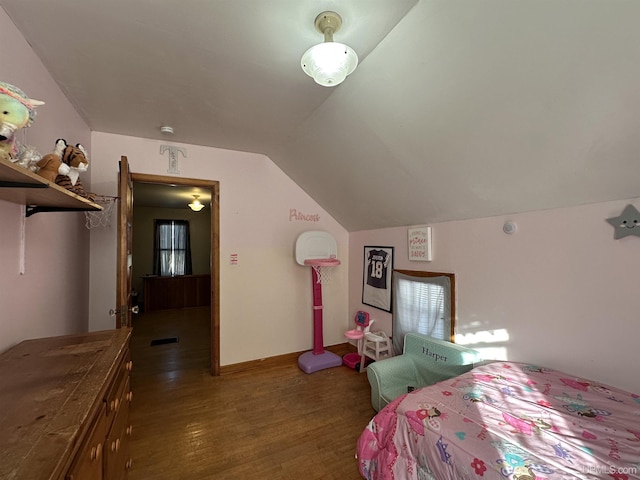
[116,156,135,328]
[117,163,221,376]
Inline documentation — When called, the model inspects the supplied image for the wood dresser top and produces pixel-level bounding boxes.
[0,328,131,480]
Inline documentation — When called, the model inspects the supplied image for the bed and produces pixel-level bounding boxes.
[357,361,640,479]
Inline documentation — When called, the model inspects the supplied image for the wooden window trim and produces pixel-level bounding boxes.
[393,269,456,342]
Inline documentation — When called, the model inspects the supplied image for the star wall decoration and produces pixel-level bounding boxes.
[606,204,640,239]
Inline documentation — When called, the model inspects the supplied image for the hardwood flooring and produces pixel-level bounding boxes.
[130,306,211,377]
[129,307,375,479]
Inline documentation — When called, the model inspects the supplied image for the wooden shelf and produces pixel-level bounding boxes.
[0,157,102,216]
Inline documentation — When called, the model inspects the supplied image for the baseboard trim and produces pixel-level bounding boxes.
[220,342,357,375]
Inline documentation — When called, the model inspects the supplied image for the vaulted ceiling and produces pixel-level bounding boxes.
[3,0,640,231]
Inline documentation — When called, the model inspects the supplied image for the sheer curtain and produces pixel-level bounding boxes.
[392,271,451,355]
[153,220,193,276]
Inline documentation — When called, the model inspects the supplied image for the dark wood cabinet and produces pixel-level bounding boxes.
[0,329,132,480]
[143,274,211,312]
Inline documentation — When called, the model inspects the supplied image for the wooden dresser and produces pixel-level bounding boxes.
[0,328,133,480]
[143,273,211,312]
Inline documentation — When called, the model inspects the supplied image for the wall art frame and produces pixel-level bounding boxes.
[408,225,432,261]
[362,246,394,312]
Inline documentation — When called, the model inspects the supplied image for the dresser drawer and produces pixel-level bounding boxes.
[105,348,132,424]
[105,376,132,480]
[65,404,108,480]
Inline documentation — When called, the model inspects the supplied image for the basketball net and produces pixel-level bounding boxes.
[305,258,340,284]
[311,264,333,284]
[84,195,118,229]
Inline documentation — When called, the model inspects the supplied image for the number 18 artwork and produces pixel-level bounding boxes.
[362,246,394,312]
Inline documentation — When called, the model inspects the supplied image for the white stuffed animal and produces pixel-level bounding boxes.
[0,81,44,163]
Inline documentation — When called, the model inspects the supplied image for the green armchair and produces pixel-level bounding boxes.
[366,333,483,411]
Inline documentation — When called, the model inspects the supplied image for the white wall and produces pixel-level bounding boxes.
[350,199,640,393]
[88,133,349,366]
[0,9,92,352]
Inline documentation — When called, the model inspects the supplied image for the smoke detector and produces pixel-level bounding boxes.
[160,126,174,135]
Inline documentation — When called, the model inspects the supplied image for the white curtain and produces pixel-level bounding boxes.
[392,272,451,354]
[153,220,192,276]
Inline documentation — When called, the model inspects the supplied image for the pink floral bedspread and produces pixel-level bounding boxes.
[357,362,640,480]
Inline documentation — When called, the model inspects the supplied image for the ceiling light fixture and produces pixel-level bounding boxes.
[188,195,204,212]
[301,11,358,87]
[160,125,174,135]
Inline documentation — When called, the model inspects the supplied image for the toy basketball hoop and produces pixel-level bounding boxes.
[295,231,342,374]
[84,195,118,229]
[304,257,341,284]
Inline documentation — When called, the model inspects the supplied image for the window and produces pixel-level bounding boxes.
[392,270,455,354]
[153,220,193,276]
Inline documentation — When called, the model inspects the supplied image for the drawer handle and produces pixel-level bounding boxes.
[126,425,133,436]
[110,398,120,412]
[111,438,120,452]
[126,391,134,402]
[126,360,133,372]
[90,443,103,461]
[125,458,133,470]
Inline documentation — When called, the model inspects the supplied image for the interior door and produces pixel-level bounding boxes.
[116,156,134,328]
[119,169,220,375]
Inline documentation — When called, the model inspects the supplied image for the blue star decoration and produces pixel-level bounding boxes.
[606,204,640,239]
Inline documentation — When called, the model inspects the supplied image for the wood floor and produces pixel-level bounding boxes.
[129,307,375,479]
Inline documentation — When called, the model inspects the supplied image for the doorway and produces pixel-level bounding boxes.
[121,171,220,376]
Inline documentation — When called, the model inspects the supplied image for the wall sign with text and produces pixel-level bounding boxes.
[289,208,320,222]
[408,226,432,261]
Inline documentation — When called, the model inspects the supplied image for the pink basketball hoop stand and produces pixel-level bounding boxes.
[297,257,343,374]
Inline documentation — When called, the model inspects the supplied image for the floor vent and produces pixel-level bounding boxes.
[150,337,179,346]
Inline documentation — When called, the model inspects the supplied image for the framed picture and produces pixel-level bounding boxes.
[408,226,432,261]
[362,246,394,312]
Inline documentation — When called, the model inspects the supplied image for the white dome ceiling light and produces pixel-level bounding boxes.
[301,11,358,87]
[188,195,204,212]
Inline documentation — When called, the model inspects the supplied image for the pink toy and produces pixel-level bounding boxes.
[345,310,371,340]
[343,311,374,371]
[295,231,342,374]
